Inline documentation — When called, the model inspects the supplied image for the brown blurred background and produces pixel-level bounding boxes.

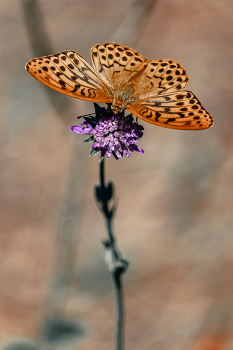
[1,0,233,349]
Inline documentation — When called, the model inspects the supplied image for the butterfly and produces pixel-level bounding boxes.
[25,43,213,130]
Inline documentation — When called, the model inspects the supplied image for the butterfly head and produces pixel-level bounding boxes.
[111,103,124,114]
[111,89,132,114]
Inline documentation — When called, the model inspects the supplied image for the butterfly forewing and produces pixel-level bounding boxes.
[127,90,213,130]
[91,43,148,91]
[137,59,189,99]
[26,50,112,102]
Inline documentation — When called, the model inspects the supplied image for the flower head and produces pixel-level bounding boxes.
[71,104,144,160]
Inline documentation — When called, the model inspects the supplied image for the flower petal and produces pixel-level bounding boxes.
[71,126,92,134]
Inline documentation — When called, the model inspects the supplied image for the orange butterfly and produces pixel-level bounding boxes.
[26,43,213,130]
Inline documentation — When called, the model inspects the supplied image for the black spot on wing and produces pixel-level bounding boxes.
[59,80,65,87]
[155,111,161,121]
[71,84,81,92]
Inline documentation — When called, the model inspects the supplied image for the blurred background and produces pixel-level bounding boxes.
[1,0,233,349]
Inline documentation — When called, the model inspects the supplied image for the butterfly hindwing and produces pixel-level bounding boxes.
[26,50,112,102]
[127,90,213,130]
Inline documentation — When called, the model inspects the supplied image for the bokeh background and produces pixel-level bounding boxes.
[1,0,233,349]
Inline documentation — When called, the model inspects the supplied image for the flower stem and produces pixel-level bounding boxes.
[95,158,129,350]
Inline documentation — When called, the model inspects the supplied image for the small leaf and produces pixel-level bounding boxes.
[94,103,101,114]
[84,136,94,142]
[94,184,103,203]
[94,103,110,121]
[112,152,119,160]
[83,117,97,128]
[109,198,118,218]
[90,144,99,157]
[105,181,114,202]
[94,181,114,204]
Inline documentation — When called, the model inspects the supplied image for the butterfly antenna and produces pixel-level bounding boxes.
[77,112,96,119]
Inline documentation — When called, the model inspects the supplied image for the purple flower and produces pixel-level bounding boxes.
[71,104,144,160]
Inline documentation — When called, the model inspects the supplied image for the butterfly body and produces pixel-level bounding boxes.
[110,85,134,114]
[26,43,213,130]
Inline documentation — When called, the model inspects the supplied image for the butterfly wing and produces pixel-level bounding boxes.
[25,50,112,103]
[127,58,213,130]
[126,58,189,100]
[91,43,148,92]
[143,59,189,95]
[127,90,213,130]
[26,45,213,130]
